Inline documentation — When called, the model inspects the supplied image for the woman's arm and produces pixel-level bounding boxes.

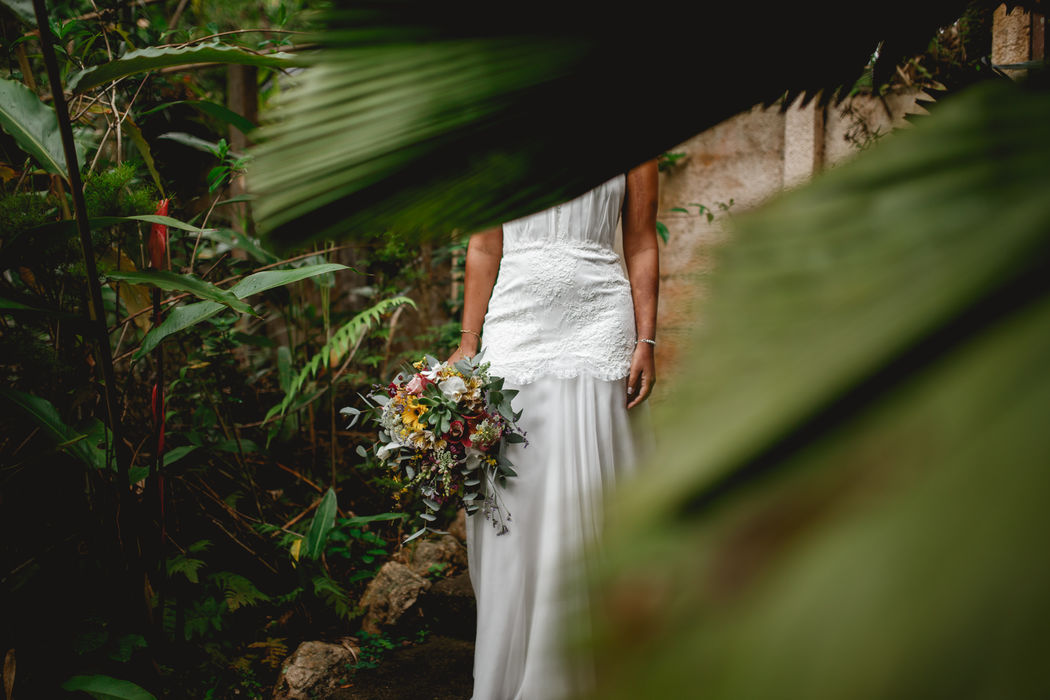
[448,225,503,363]
[622,159,660,409]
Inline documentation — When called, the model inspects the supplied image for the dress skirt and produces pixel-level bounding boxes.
[465,373,648,700]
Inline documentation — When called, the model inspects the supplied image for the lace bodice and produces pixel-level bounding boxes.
[481,174,636,384]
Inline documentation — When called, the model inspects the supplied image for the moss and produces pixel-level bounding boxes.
[83,162,157,218]
[0,190,51,242]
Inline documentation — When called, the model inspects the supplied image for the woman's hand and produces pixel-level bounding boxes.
[446,340,478,365]
[626,342,655,409]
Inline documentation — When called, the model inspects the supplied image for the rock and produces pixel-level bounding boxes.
[408,534,468,577]
[448,508,467,543]
[359,561,431,634]
[273,640,356,700]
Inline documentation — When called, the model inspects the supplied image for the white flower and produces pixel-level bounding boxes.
[377,441,401,460]
[438,376,468,402]
[421,362,446,381]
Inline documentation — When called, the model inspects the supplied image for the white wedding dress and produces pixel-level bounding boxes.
[465,173,651,700]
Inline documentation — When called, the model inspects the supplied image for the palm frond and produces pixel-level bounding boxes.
[249,1,987,250]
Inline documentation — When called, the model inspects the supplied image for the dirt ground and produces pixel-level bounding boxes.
[331,635,475,700]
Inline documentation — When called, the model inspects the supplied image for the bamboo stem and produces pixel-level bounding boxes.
[32,0,130,485]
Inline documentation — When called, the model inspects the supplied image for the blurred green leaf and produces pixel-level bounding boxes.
[0,0,35,25]
[249,2,973,250]
[586,78,1050,699]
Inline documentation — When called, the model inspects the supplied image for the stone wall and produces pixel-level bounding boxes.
[649,87,927,401]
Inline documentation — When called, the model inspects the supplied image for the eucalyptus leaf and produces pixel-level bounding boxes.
[403,527,427,544]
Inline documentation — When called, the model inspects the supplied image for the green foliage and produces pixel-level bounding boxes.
[0,388,114,470]
[133,262,349,358]
[83,162,156,218]
[0,190,50,240]
[0,76,77,178]
[302,487,338,559]
[311,573,356,621]
[586,78,1050,698]
[166,540,212,584]
[327,513,405,583]
[105,270,255,314]
[266,294,416,421]
[348,631,398,672]
[212,571,271,611]
[66,43,302,94]
[60,675,156,700]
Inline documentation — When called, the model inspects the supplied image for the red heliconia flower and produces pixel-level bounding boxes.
[151,382,165,452]
[148,199,170,270]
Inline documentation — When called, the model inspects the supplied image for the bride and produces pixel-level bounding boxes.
[448,159,659,699]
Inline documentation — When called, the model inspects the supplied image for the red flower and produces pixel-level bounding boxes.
[446,419,471,447]
[151,382,165,452]
[148,199,170,270]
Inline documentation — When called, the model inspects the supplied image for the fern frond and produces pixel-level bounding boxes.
[166,554,206,584]
[266,295,416,422]
[211,571,270,611]
[312,574,358,621]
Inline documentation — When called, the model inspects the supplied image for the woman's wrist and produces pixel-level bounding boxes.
[458,333,480,354]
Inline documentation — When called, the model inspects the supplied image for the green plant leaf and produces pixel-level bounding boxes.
[141,99,256,133]
[157,131,229,155]
[198,228,279,264]
[211,571,270,611]
[60,674,156,700]
[303,488,339,559]
[0,0,35,24]
[227,263,348,298]
[123,116,165,196]
[105,270,254,314]
[134,300,223,359]
[133,263,349,359]
[67,43,301,93]
[266,295,414,422]
[0,77,79,180]
[0,389,111,470]
[31,214,213,237]
[163,444,198,467]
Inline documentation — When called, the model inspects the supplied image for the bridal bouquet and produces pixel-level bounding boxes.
[343,351,526,542]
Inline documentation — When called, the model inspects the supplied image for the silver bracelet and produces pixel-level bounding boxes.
[636,338,656,346]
